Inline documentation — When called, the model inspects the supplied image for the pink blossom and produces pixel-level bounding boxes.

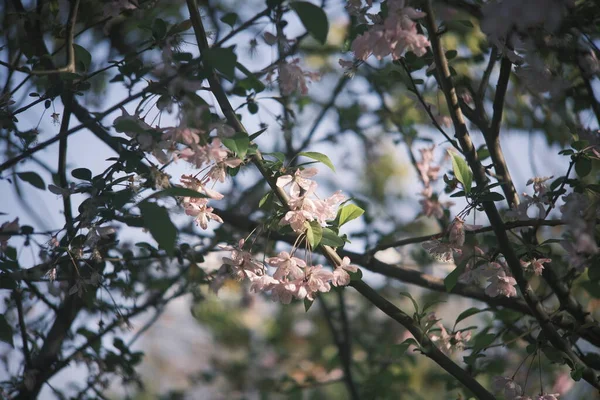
[275,59,321,96]
[295,265,334,301]
[207,138,230,163]
[332,256,359,286]
[280,209,314,233]
[221,240,264,280]
[449,217,467,248]
[458,246,486,283]
[527,176,553,198]
[162,127,202,145]
[271,281,296,304]
[248,273,278,293]
[184,199,224,229]
[266,251,306,280]
[180,174,224,200]
[552,372,574,395]
[208,157,243,182]
[485,271,518,298]
[416,145,441,187]
[422,240,461,262]
[430,323,452,352]
[493,376,522,399]
[521,257,551,276]
[313,190,345,224]
[276,167,318,197]
[174,145,210,168]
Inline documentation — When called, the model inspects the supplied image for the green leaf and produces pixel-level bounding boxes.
[152,18,168,40]
[320,228,345,247]
[391,339,415,358]
[337,204,364,226]
[581,281,600,298]
[575,156,592,178]
[73,44,92,72]
[298,151,335,171]
[454,307,487,329]
[152,187,209,199]
[542,347,572,366]
[571,365,585,381]
[449,151,473,194]
[471,333,496,353]
[4,246,17,261]
[476,145,490,160]
[478,192,505,202]
[304,297,314,312]
[249,127,267,141]
[203,47,238,81]
[398,292,419,314]
[221,132,249,158]
[445,49,458,60]
[220,12,238,28]
[290,1,329,44]
[259,191,273,209]
[71,168,92,181]
[444,261,467,292]
[306,220,323,248]
[233,132,250,158]
[138,202,177,256]
[17,171,45,190]
[0,314,14,348]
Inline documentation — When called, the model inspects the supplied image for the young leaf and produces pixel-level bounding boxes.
[454,307,488,329]
[17,171,46,190]
[337,204,364,226]
[398,291,419,314]
[139,202,177,256]
[299,151,335,171]
[290,1,329,44]
[449,152,473,194]
[306,220,323,248]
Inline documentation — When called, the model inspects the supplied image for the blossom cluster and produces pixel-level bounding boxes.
[276,167,345,234]
[216,240,358,304]
[115,108,244,231]
[494,376,560,400]
[212,167,360,303]
[427,314,471,353]
[265,58,321,97]
[348,0,430,61]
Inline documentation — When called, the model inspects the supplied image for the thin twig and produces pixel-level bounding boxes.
[369,219,564,254]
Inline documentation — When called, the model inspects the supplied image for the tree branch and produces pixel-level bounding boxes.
[423,0,600,389]
[185,2,495,396]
